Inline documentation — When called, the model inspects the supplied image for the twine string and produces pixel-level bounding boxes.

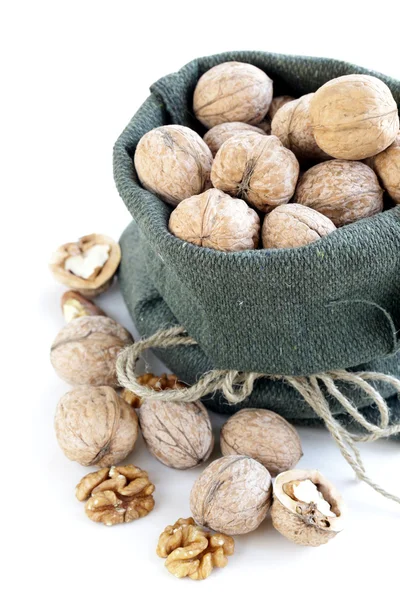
[116,326,400,505]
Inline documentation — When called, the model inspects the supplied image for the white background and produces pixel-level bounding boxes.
[2,2,400,599]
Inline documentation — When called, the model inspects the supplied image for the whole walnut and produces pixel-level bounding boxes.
[139,399,214,469]
[310,74,399,160]
[268,95,296,120]
[203,122,265,156]
[211,134,299,212]
[50,315,133,387]
[169,188,260,251]
[134,125,213,206]
[193,61,273,128]
[55,386,138,467]
[190,456,272,535]
[365,133,400,203]
[262,204,336,249]
[220,409,303,477]
[295,160,383,226]
[272,94,330,163]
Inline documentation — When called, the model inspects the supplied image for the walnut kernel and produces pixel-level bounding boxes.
[203,122,265,156]
[61,290,106,322]
[121,373,186,409]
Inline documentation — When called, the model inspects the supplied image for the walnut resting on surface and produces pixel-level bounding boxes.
[50,315,132,387]
[203,122,265,156]
[139,398,214,469]
[76,465,155,526]
[156,517,234,580]
[55,386,138,467]
[271,469,346,546]
[295,160,383,226]
[220,409,303,476]
[310,74,399,160]
[49,234,121,298]
[134,125,213,206]
[169,188,260,251]
[262,204,336,249]
[193,61,273,128]
[365,133,400,203]
[211,134,299,212]
[190,455,272,535]
[61,290,106,322]
[121,373,186,409]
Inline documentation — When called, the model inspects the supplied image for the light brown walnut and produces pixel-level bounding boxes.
[61,290,106,322]
[156,517,234,580]
[169,188,260,251]
[220,409,303,476]
[50,315,133,387]
[134,125,213,206]
[365,133,400,203]
[310,74,399,160]
[76,465,155,526]
[268,95,295,120]
[262,204,336,249]
[272,94,331,162]
[190,456,272,535]
[139,398,214,469]
[121,373,186,409]
[55,386,138,466]
[295,160,383,226]
[211,134,299,212]
[203,122,265,156]
[193,61,273,128]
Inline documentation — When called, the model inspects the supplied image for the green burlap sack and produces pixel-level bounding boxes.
[113,51,400,431]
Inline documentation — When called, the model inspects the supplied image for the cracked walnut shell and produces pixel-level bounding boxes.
[211,134,299,212]
[61,290,106,322]
[76,465,155,526]
[262,204,336,249]
[310,74,399,160]
[139,398,214,469]
[121,373,186,409]
[50,315,133,387]
[193,61,272,128]
[49,234,121,298]
[190,456,272,535]
[220,409,303,477]
[295,160,383,226]
[156,517,234,580]
[169,188,260,251]
[134,125,213,206]
[365,133,400,203]
[55,386,138,466]
[271,469,346,546]
[203,122,265,156]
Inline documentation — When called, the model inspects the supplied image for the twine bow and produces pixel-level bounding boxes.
[116,326,400,505]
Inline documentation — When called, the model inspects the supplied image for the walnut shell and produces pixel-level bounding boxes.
[55,386,138,467]
[272,94,331,163]
[134,125,213,206]
[169,188,260,251]
[310,74,399,160]
[365,133,400,203]
[268,95,295,120]
[220,409,303,476]
[50,315,133,387]
[49,234,121,298]
[193,61,273,128]
[262,204,336,249]
[295,160,383,226]
[139,399,214,469]
[203,122,265,156]
[211,134,299,212]
[271,469,346,546]
[190,456,272,535]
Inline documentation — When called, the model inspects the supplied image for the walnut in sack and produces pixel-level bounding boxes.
[211,134,299,212]
[268,95,296,120]
[134,125,213,206]
[55,386,138,467]
[365,133,400,203]
[203,122,265,156]
[295,160,383,226]
[193,61,273,128]
[156,517,234,580]
[121,373,186,409]
[169,188,260,251]
[76,465,155,526]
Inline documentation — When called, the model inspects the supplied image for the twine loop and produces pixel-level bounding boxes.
[117,326,400,505]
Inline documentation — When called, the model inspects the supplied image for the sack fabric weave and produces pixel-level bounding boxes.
[113,51,400,430]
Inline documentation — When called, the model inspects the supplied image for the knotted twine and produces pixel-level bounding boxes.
[116,326,400,505]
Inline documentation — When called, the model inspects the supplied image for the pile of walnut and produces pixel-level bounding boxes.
[134,62,400,251]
